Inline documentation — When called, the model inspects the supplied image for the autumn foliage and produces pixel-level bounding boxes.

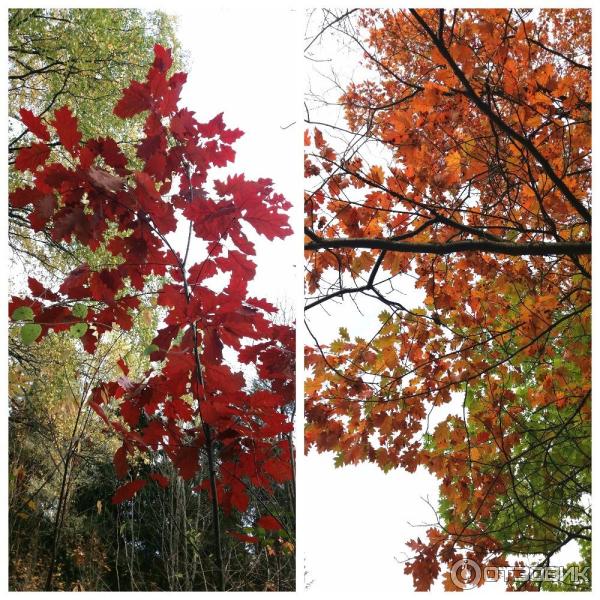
[10,44,294,589]
[305,9,590,590]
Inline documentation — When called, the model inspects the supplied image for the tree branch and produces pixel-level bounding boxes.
[306,237,591,256]
[410,8,592,225]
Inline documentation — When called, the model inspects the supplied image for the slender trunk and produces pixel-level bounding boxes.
[143,166,226,590]
[44,400,86,589]
[179,176,224,591]
[202,424,224,590]
[188,314,224,590]
[44,455,70,590]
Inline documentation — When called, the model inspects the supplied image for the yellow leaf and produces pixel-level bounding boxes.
[141,308,153,326]
[369,165,385,185]
[305,378,322,396]
[445,150,461,171]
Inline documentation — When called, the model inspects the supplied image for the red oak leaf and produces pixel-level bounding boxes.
[170,108,197,140]
[114,80,151,118]
[147,419,171,447]
[152,44,173,73]
[120,398,141,427]
[231,486,249,513]
[197,112,226,138]
[257,516,283,531]
[228,531,258,544]
[28,194,56,231]
[19,108,50,141]
[50,106,81,153]
[9,186,47,208]
[111,479,147,504]
[14,142,50,172]
[28,277,60,301]
[150,472,170,489]
[174,445,199,480]
[113,446,129,479]
[59,264,90,297]
[263,457,293,483]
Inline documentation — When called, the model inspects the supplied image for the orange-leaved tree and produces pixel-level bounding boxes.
[305,9,590,591]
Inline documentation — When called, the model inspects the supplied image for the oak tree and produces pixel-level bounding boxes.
[10,44,294,591]
[305,9,590,591]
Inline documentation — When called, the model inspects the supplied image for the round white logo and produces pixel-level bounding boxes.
[450,558,481,590]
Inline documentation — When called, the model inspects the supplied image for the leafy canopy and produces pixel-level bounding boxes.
[305,8,590,591]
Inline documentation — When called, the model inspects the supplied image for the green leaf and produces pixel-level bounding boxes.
[71,302,88,319]
[12,306,34,322]
[69,323,88,338]
[20,323,42,345]
[144,343,159,356]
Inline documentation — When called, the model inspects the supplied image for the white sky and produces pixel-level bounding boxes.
[171,7,300,308]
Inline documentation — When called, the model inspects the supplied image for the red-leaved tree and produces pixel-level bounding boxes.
[10,45,294,591]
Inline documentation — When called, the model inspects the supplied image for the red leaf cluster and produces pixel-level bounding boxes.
[10,45,294,534]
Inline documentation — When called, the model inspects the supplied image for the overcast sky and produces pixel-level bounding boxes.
[171,7,300,308]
